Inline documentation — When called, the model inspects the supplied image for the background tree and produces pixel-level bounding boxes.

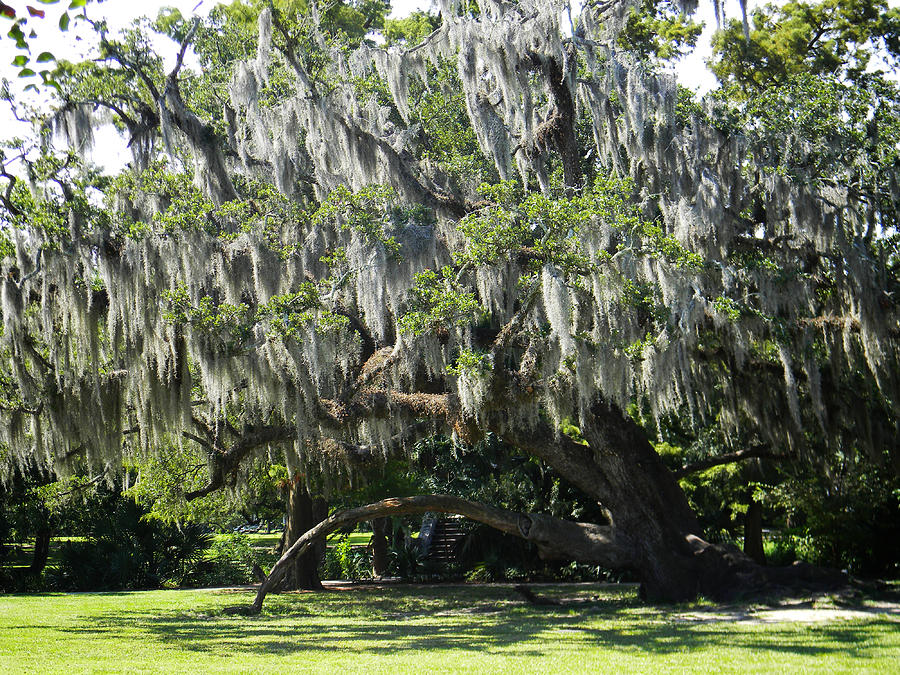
[0,0,897,609]
[0,466,67,585]
[125,444,285,531]
[710,0,900,95]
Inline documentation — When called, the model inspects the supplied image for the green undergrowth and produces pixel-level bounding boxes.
[4,531,371,572]
[0,584,896,673]
[244,531,373,549]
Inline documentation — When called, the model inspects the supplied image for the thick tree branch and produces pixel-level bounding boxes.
[353,345,401,393]
[170,18,200,79]
[319,390,452,428]
[190,415,221,449]
[184,424,295,500]
[181,431,217,453]
[0,165,24,217]
[320,421,432,464]
[491,281,541,355]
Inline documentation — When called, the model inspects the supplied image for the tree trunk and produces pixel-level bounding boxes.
[490,398,837,602]
[492,400,710,601]
[28,524,51,577]
[280,479,327,591]
[744,498,766,565]
[371,517,390,578]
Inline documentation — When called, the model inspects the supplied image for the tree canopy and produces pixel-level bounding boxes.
[1,0,897,602]
[711,0,900,95]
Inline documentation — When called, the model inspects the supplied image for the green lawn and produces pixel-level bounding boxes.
[245,530,373,549]
[0,584,896,673]
[2,536,85,570]
[5,530,372,569]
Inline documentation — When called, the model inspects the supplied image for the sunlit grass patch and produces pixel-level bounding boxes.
[0,584,896,673]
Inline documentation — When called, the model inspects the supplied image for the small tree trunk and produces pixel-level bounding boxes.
[28,524,51,577]
[744,498,766,565]
[371,517,390,577]
[281,479,327,591]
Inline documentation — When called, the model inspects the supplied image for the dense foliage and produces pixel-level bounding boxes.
[1,0,897,595]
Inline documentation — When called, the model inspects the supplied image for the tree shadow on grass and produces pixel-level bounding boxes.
[54,584,896,661]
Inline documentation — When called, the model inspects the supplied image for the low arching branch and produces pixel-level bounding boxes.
[249,494,630,613]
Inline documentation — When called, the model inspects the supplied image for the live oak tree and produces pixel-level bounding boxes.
[1,0,898,607]
[681,0,900,566]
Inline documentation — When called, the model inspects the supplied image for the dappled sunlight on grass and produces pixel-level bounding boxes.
[1,584,897,673]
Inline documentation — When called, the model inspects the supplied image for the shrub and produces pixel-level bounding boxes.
[201,533,264,586]
[387,537,426,579]
[321,535,372,580]
[50,497,212,591]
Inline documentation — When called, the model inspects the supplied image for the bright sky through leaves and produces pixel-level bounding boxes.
[3,0,880,171]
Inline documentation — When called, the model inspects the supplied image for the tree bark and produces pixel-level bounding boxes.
[744,498,766,565]
[371,517,390,578]
[28,524,51,577]
[280,479,327,591]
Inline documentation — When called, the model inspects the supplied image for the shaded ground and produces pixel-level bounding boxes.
[0,583,897,673]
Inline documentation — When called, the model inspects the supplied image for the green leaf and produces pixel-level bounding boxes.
[36,0,61,4]
[68,0,86,7]
[58,12,69,30]
[18,68,36,78]
[35,51,54,62]
[8,23,27,49]
[12,54,28,67]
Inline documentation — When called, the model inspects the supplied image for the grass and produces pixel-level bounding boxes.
[0,584,896,673]
[244,531,373,549]
[2,536,85,570]
[6,530,373,570]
